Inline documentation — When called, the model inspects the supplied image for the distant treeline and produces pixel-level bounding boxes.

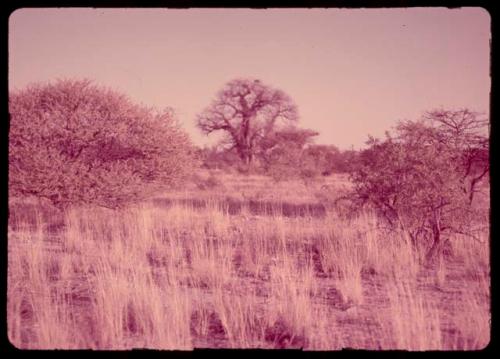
[195,143,358,177]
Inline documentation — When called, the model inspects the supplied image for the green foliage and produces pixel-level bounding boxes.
[9,79,196,209]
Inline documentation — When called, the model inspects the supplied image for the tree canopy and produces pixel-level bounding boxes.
[348,109,489,259]
[9,79,196,209]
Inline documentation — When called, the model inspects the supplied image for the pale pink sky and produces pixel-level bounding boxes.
[9,8,490,149]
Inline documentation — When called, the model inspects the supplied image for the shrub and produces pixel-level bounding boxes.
[260,127,319,181]
[265,147,303,182]
[301,145,340,176]
[9,79,196,209]
[348,110,489,259]
[197,146,241,171]
[191,172,223,190]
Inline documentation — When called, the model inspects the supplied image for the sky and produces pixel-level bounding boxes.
[9,7,490,150]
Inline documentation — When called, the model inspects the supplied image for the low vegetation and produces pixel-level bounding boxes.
[8,172,490,349]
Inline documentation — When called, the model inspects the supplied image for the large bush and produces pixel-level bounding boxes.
[9,79,196,209]
[348,110,489,259]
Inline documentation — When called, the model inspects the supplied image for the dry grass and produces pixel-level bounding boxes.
[7,171,490,350]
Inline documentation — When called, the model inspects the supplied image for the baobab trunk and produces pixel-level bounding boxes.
[238,148,252,166]
[426,218,442,262]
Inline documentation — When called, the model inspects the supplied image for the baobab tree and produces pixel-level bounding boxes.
[196,78,299,166]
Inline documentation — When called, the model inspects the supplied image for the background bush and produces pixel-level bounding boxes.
[196,146,241,171]
[9,79,196,209]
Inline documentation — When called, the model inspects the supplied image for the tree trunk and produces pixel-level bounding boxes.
[244,155,251,166]
[426,225,442,263]
[239,146,252,167]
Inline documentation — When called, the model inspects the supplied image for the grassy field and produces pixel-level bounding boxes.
[7,170,490,350]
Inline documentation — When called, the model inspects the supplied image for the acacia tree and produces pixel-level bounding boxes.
[302,144,341,176]
[9,79,196,209]
[349,109,489,259]
[196,78,299,166]
[424,109,489,204]
[258,127,319,181]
